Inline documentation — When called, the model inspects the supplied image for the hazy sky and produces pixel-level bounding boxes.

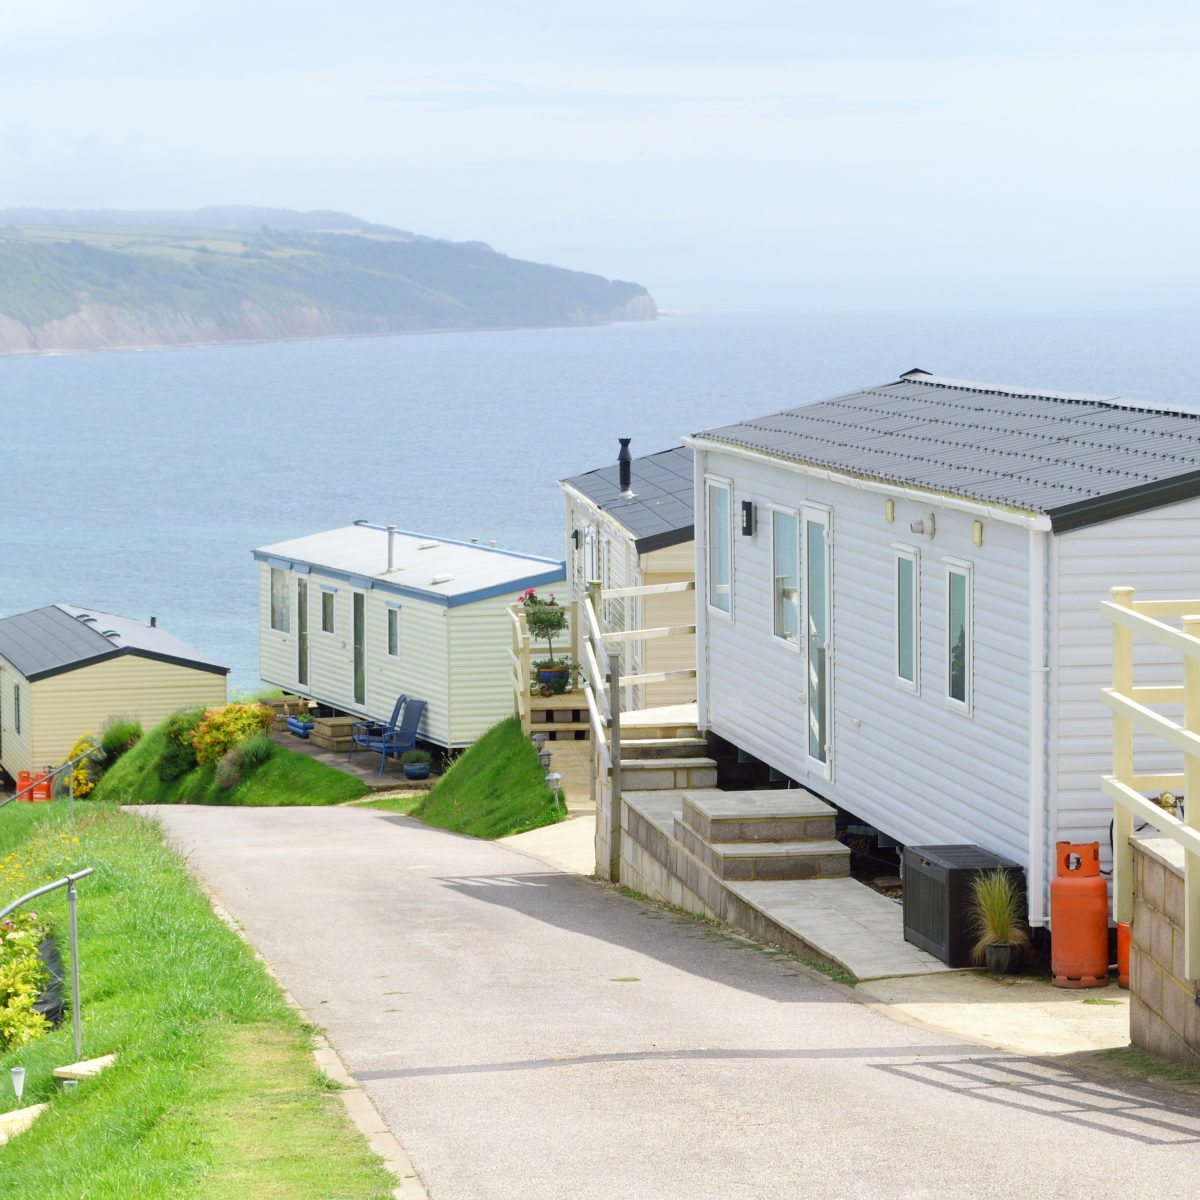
[2,1,1198,314]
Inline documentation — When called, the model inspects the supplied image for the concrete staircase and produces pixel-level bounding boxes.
[618,718,718,792]
[673,790,850,882]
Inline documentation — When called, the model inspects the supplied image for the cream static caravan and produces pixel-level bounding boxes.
[254,523,565,748]
[559,442,696,708]
[0,604,228,780]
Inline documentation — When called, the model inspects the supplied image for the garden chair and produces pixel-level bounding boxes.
[371,699,426,775]
[348,694,407,764]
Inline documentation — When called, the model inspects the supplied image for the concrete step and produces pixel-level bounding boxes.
[675,819,850,881]
[681,788,837,843]
[53,1053,117,1080]
[621,737,709,760]
[619,757,718,790]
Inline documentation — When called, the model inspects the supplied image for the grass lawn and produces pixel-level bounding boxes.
[92,724,369,807]
[0,802,394,1199]
[363,716,565,839]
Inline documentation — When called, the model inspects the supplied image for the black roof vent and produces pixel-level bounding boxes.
[618,437,633,497]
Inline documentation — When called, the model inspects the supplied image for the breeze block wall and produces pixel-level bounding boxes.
[1130,839,1200,1068]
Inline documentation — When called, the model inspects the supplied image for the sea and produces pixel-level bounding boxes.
[2,308,1198,693]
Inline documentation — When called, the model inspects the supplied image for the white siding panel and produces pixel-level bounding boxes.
[447,593,531,746]
[1052,497,1200,863]
[696,447,1033,868]
[364,591,450,744]
[0,652,33,777]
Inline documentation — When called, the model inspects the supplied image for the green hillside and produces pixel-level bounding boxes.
[0,208,655,349]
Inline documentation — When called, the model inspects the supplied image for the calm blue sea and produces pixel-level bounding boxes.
[2,309,1198,691]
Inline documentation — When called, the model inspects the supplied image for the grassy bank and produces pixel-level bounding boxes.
[92,722,369,807]
[0,802,394,1198]
[366,716,565,838]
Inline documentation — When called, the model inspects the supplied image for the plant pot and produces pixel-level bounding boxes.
[403,763,431,781]
[984,943,1021,975]
[536,667,570,695]
[286,716,313,739]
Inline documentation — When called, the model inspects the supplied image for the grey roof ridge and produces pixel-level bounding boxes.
[901,369,1200,418]
[696,421,1181,495]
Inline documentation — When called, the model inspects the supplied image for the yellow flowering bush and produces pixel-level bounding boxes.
[0,911,50,1050]
[67,731,101,797]
[191,703,276,768]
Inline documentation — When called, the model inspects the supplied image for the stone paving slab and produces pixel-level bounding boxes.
[683,788,833,820]
[726,877,954,981]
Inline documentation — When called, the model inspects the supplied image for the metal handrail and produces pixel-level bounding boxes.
[1,744,104,813]
[1,868,95,1058]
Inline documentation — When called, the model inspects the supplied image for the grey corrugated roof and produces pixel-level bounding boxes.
[692,371,1200,531]
[560,445,694,553]
[0,605,228,681]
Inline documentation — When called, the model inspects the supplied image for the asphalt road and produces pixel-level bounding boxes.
[147,806,1200,1199]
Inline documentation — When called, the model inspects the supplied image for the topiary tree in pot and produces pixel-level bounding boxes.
[521,589,573,694]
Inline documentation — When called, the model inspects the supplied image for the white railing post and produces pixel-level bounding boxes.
[517,607,532,737]
[608,646,622,883]
[1111,586,1136,924]
[1182,614,1200,979]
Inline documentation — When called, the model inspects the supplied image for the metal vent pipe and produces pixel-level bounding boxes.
[387,525,397,571]
[618,437,632,496]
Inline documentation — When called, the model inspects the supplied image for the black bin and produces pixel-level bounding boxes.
[902,845,1025,967]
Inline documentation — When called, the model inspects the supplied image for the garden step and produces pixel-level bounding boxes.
[674,820,850,881]
[621,724,701,742]
[53,1053,118,1080]
[0,1103,48,1145]
[619,758,717,790]
[681,788,837,843]
[621,737,709,760]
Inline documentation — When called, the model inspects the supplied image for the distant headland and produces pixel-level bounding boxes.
[0,206,656,356]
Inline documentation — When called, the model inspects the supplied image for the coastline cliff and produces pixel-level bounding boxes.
[0,208,657,355]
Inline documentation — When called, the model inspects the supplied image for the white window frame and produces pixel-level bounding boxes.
[893,544,920,693]
[13,683,19,736]
[705,475,734,619]
[802,503,833,780]
[320,587,337,634]
[386,604,401,658]
[944,558,973,714]
[770,506,801,649]
[270,567,290,633]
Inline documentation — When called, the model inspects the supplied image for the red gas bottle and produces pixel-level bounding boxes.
[1050,842,1109,988]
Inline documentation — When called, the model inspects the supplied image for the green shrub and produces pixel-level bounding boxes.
[101,718,143,763]
[400,748,432,765]
[238,732,274,771]
[157,708,203,782]
[0,911,50,1051]
[192,703,275,767]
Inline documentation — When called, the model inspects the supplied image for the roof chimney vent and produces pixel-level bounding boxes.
[387,525,397,571]
[618,437,633,498]
[149,616,157,628]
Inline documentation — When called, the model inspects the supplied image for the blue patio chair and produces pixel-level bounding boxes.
[370,699,426,775]
[348,695,407,764]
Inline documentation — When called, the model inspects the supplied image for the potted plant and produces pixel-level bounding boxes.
[286,711,314,739]
[968,868,1031,975]
[521,589,572,694]
[401,748,433,781]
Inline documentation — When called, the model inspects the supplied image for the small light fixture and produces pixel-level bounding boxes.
[885,499,895,523]
[537,750,552,771]
[532,733,547,754]
[972,520,984,547]
[740,500,755,536]
[10,1067,25,1101]
[909,514,936,538]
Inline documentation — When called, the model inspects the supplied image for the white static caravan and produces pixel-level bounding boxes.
[254,524,565,749]
[559,443,696,707]
[687,370,1200,924]
[0,604,228,779]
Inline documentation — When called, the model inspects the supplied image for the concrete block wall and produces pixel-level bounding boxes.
[1130,839,1200,1069]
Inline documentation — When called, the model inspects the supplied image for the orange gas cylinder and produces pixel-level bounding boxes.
[1117,921,1130,989]
[29,773,52,802]
[1050,842,1109,988]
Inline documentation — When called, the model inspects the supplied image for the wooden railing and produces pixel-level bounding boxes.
[508,579,697,880]
[1100,586,1200,979]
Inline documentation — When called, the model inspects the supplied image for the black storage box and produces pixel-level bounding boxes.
[902,845,1025,967]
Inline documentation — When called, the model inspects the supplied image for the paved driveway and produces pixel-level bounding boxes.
[148,806,1200,1200]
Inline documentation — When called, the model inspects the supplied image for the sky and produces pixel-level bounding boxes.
[1,1,1198,315]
